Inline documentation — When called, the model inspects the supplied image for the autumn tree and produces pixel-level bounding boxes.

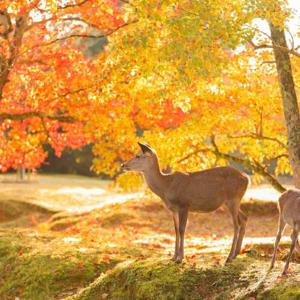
[90,0,299,191]
[0,0,130,172]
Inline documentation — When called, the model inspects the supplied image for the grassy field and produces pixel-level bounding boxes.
[0,175,299,299]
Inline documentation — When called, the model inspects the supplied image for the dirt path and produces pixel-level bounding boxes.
[0,174,142,213]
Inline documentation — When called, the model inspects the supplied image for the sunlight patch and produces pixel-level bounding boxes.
[63,237,81,243]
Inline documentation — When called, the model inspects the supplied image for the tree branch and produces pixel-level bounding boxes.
[58,0,90,9]
[228,132,287,149]
[0,112,76,123]
[26,16,104,32]
[249,39,300,58]
[176,137,286,193]
[0,9,13,38]
[35,0,90,12]
[30,19,138,49]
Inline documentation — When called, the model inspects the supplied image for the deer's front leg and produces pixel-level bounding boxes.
[176,207,188,263]
[171,211,180,261]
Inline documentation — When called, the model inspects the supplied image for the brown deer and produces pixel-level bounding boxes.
[121,142,249,263]
[270,189,300,275]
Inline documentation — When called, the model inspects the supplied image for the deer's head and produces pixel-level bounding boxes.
[121,142,157,172]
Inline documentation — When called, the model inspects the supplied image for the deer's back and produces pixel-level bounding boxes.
[166,166,248,212]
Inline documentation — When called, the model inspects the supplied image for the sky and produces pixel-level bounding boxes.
[254,0,300,45]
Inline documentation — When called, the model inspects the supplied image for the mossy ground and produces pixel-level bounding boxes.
[0,192,300,300]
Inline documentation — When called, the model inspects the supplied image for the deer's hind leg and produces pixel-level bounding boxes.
[175,207,188,263]
[282,222,299,275]
[270,215,286,269]
[225,200,240,264]
[233,209,248,258]
[171,211,180,261]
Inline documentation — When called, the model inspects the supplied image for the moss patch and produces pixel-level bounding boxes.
[0,230,118,300]
[0,199,55,226]
[258,284,300,300]
[67,257,252,300]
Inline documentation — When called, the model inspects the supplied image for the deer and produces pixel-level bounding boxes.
[121,142,249,263]
[270,189,300,275]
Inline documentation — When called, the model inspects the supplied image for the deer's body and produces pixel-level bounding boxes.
[144,167,248,213]
[270,189,300,275]
[122,143,249,263]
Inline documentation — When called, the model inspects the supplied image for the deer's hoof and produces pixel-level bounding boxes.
[170,256,177,262]
[282,270,289,276]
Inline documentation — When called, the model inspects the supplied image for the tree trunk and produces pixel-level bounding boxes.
[17,166,26,181]
[269,23,300,187]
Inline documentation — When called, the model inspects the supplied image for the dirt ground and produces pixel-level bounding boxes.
[0,175,299,300]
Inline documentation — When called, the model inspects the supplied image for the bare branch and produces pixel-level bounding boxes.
[49,87,90,102]
[26,16,104,32]
[249,39,300,58]
[268,153,289,161]
[245,24,272,40]
[176,138,286,193]
[17,59,49,66]
[0,9,13,38]
[228,132,287,149]
[176,148,210,164]
[35,0,90,12]
[287,28,295,50]
[261,60,276,65]
[0,112,76,123]
[58,0,90,9]
[29,19,138,49]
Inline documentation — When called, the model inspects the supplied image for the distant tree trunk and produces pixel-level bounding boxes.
[269,23,300,188]
[17,166,26,181]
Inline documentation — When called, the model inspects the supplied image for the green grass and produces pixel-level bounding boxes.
[1,227,300,300]
[0,230,117,300]
[66,257,252,300]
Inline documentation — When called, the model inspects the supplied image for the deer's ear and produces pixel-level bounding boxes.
[138,142,153,154]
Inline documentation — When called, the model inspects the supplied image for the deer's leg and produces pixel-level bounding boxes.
[233,209,248,258]
[282,223,299,275]
[270,216,286,269]
[225,202,240,264]
[176,207,188,263]
[171,211,180,261]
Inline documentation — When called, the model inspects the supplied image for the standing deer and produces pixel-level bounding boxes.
[270,189,300,275]
[121,142,249,263]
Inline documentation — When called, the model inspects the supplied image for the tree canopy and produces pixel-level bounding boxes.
[1,0,300,190]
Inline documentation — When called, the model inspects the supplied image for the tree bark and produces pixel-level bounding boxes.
[17,166,26,181]
[269,23,300,187]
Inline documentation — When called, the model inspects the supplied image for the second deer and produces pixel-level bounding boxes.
[270,189,300,275]
[121,142,249,263]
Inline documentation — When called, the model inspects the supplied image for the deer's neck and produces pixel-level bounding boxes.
[143,159,167,198]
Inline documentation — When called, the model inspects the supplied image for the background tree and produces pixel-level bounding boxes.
[0,0,129,172]
[91,0,298,191]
